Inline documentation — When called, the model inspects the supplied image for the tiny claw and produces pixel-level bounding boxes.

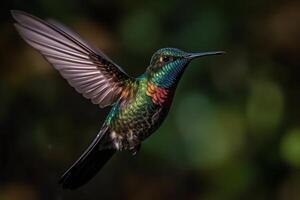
[130,144,141,155]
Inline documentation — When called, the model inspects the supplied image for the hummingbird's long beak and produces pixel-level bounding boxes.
[186,51,225,60]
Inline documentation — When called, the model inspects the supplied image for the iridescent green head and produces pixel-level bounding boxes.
[146,48,224,88]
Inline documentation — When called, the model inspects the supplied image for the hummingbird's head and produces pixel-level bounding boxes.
[146,48,224,88]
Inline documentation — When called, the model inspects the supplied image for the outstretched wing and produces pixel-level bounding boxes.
[12,10,134,108]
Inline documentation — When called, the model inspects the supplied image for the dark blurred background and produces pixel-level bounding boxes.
[1,0,300,199]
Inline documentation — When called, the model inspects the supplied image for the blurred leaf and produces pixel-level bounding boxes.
[246,79,284,135]
[280,128,300,167]
[175,92,245,169]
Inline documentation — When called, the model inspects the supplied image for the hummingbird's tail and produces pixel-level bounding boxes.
[59,128,115,190]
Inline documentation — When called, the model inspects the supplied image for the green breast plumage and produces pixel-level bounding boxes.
[104,78,172,152]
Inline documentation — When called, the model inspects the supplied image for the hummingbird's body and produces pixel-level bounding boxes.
[106,77,174,152]
[12,10,224,189]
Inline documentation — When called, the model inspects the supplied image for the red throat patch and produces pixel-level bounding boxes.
[146,82,169,106]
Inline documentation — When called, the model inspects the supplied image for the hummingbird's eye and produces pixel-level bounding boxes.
[163,56,170,62]
[159,56,173,63]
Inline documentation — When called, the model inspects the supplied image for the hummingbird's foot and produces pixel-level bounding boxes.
[129,144,141,155]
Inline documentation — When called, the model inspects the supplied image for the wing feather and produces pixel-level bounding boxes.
[12,10,134,108]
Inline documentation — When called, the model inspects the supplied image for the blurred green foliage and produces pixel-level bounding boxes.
[1,0,300,200]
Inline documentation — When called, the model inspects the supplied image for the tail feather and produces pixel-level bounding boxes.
[59,128,115,190]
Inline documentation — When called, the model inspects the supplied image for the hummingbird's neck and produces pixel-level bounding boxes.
[144,59,190,89]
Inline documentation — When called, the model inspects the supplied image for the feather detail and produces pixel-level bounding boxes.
[146,82,169,106]
[12,10,135,108]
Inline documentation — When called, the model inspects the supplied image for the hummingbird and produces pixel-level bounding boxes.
[12,10,225,189]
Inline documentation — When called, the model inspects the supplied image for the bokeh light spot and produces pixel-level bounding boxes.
[246,80,284,135]
[280,128,300,167]
[175,92,245,169]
